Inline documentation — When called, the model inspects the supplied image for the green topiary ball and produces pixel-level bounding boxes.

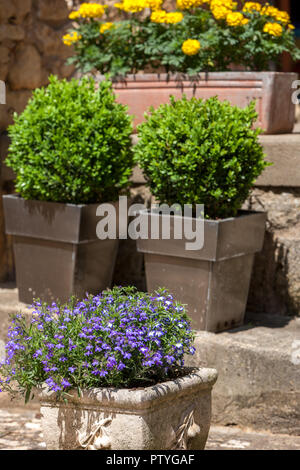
[135,96,269,220]
[6,76,134,204]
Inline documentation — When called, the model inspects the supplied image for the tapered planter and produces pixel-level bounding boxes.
[38,367,218,450]
[2,195,119,304]
[109,72,297,134]
[137,210,266,332]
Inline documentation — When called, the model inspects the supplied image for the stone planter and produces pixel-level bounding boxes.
[2,195,119,304]
[109,72,297,134]
[137,210,266,332]
[38,367,218,450]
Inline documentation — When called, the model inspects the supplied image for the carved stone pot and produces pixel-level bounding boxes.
[38,367,218,450]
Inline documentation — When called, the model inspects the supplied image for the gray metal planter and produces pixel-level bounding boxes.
[2,195,119,304]
[137,210,266,332]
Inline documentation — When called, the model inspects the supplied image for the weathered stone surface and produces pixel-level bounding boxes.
[186,314,300,435]
[0,1,17,23]
[1,409,300,450]
[244,188,300,315]
[257,132,300,187]
[1,408,300,450]
[0,88,32,129]
[37,0,69,24]
[0,46,11,81]
[8,45,42,90]
[11,0,32,25]
[34,23,70,57]
[39,368,217,450]
[0,24,25,42]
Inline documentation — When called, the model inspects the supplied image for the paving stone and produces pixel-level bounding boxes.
[0,408,299,450]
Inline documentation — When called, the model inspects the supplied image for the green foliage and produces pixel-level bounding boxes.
[6,76,134,204]
[65,5,300,77]
[135,96,269,219]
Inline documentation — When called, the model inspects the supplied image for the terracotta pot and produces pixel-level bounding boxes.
[2,195,119,304]
[37,367,218,450]
[137,209,267,332]
[107,71,297,134]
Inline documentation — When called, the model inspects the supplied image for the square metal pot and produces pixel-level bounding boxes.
[137,210,266,332]
[2,195,119,304]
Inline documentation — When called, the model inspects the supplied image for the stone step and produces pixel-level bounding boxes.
[1,286,300,434]
[1,408,300,450]
[186,312,300,436]
[130,127,300,187]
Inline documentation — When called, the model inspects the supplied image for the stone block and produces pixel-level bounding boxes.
[0,0,17,23]
[257,132,300,187]
[8,45,42,91]
[244,188,300,315]
[186,314,300,435]
[0,88,32,130]
[0,25,25,42]
[37,0,69,24]
[11,0,32,24]
[0,46,11,81]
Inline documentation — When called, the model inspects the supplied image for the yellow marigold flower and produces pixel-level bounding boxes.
[69,10,81,20]
[114,0,146,12]
[288,24,295,30]
[261,4,278,17]
[147,0,163,10]
[151,10,184,24]
[177,0,209,10]
[62,31,82,46]
[275,11,290,24]
[78,3,107,18]
[182,39,201,55]
[242,2,261,13]
[210,0,237,20]
[263,22,283,37]
[100,22,114,33]
[226,12,248,26]
[261,4,290,25]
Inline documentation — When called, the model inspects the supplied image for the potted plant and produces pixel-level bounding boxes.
[0,286,218,450]
[63,1,300,133]
[3,76,134,304]
[134,95,269,332]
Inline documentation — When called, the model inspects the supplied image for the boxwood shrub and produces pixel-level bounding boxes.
[6,76,134,204]
[135,96,269,219]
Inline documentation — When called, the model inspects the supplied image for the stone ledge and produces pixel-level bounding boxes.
[130,129,300,187]
[185,312,300,435]
[256,131,300,187]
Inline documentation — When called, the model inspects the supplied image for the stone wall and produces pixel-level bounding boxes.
[0,0,76,281]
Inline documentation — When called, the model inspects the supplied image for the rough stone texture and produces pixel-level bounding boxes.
[0,0,77,282]
[185,313,300,435]
[38,368,217,450]
[244,188,300,315]
[1,409,300,450]
[8,44,43,91]
[257,132,300,187]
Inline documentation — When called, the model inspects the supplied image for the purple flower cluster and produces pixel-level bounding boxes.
[0,287,195,397]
